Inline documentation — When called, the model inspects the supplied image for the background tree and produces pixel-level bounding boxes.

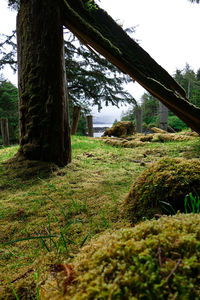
[65,32,136,134]
[0,31,17,72]
[188,0,200,3]
[0,76,18,143]
[174,64,200,107]
[65,32,135,111]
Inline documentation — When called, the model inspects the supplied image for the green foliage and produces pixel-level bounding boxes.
[184,193,200,213]
[84,0,98,11]
[65,33,135,112]
[121,92,159,129]
[174,64,200,108]
[168,115,187,131]
[122,64,200,132]
[7,0,19,10]
[0,78,18,141]
[0,31,17,72]
[126,157,200,223]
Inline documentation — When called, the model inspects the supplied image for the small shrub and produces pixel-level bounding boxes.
[125,157,200,223]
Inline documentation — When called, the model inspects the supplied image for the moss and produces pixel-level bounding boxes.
[125,157,200,223]
[40,214,200,299]
[151,127,167,134]
[102,132,197,149]
[103,121,135,138]
[153,133,194,142]
[2,155,57,181]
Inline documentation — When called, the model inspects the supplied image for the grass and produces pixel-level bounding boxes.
[0,134,199,299]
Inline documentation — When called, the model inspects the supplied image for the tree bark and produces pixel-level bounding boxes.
[71,106,81,135]
[87,115,94,137]
[159,102,168,131]
[135,107,142,133]
[0,118,10,146]
[17,0,71,166]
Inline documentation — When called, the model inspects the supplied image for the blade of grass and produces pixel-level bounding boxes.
[7,277,19,300]
[159,200,176,215]
[3,234,58,245]
[80,232,91,248]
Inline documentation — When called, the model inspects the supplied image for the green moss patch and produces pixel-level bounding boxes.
[126,157,200,223]
[40,214,200,299]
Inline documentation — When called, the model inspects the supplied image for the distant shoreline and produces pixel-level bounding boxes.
[93,123,112,132]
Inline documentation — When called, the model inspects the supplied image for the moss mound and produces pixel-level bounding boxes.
[125,157,200,223]
[103,121,135,137]
[40,214,200,299]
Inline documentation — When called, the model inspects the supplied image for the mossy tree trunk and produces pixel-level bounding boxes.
[17,0,71,166]
[87,115,94,137]
[0,118,10,146]
[71,106,81,135]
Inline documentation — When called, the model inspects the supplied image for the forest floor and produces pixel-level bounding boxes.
[0,133,199,299]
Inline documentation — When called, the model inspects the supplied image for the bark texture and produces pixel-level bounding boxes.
[87,115,94,137]
[17,0,71,166]
[71,106,81,135]
[62,0,200,134]
[1,118,10,146]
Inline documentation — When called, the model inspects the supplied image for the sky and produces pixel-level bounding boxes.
[0,0,200,122]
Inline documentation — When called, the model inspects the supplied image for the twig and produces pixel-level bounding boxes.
[157,240,162,268]
[11,269,33,283]
[166,259,182,282]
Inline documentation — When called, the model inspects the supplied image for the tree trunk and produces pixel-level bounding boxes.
[87,115,94,137]
[71,106,81,135]
[0,118,10,146]
[159,102,168,131]
[135,107,142,133]
[17,0,71,166]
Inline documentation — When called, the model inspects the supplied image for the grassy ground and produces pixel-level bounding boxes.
[0,134,199,299]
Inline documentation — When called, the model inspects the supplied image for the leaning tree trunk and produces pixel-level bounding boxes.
[17,0,71,166]
[71,106,81,135]
[159,102,168,131]
[0,118,10,146]
[87,115,94,137]
[62,0,200,134]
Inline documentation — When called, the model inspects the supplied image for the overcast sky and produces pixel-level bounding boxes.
[0,0,200,122]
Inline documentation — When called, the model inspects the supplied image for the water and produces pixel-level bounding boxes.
[93,123,112,138]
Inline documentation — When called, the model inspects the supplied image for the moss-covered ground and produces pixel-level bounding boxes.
[0,134,199,299]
